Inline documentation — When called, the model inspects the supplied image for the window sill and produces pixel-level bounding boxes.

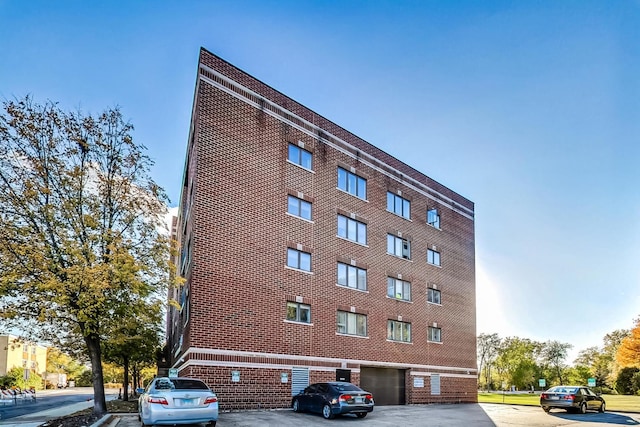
[386,296,413,304]
[336,235,369,247]
[287,159,315,173]
[284,266,314,275]
[427,302,442,306]
[387,253,413,262]
[427,223,442,231]
[336,284,369,293]
[386,210,412,221]
[386,339,413,345]
[336,333,369,339]
[283,320,314,326]
[427,340,443,345]
[427,263,442,268]
[286,212,314,223]
[336,188,368,202]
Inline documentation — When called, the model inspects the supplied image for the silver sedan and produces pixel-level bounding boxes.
[138,377,218,426]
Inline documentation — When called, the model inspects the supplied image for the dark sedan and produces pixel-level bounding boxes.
[292,381,374,419]
[540,385,605,414]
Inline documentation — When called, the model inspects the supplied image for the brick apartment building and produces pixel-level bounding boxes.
[167,48,477,410]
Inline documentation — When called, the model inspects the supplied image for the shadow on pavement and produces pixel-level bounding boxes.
[549,411,640,425]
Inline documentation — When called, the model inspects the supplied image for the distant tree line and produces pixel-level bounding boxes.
[478,317,640,395]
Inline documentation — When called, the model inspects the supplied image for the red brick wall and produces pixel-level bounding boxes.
[170,48,477,409]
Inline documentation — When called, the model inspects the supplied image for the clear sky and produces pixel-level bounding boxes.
[2,1,639,362]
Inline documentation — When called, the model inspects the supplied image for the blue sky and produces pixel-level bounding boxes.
[2,1,639,362]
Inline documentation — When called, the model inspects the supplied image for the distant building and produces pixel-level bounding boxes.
[0,335,47,379]
[167,48,477,410]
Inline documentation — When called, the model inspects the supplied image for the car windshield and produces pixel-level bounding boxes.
[548,386,578,394]
[155,379,209,390]
[332,383,362,392]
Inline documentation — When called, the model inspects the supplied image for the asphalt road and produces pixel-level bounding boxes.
[113,403,640,427]
[0,388,95,422]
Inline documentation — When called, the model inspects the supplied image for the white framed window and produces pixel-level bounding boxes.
[337,263,367,291]
[387,277,411,301]
[337,215,367,244]
[428,326,442,343]
[427,208,440,229]
[427,288,441,304]
[337,311,367,337]
[288,143,312,170]
[337,167,366,199]
[387,234,411,259]
[387,192,410,219]
[387,320,411,342]
[288,195,312,220]
[427,249,441,266]
[287,248,311,272]
[286,302,311,323]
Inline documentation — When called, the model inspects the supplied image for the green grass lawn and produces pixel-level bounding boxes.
[478,392,640,412]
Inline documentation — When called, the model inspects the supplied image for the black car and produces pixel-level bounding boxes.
[291,381,374,419]
[540,385,605,414]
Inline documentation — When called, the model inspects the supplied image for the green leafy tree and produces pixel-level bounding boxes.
[494,337,540,390]
[0,96,171,416]
[615,367,640,395]
[4,367,42,389]
[574,346,612,391]
[103,299,163,401]
[540,340,572,385]
[477,333,501,390]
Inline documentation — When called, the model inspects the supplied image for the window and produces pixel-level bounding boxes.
[337,311,367,337]
[427,288,441,304]
[337,167,366,199]
[427,208,440,228]
[387,320,411,342]
[337,263,367,291]
[288,143,312,169]
[288,195,312,220]
[387,234,411,259]
[287,248,311,272]
[337,215,367,244]
[428,326,442,343]
[387,192,410,219]
[286,302,311,323]
[427,249,441,266]
[387,277,411,301]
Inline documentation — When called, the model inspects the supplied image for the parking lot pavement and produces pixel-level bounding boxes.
[109,403,640,427]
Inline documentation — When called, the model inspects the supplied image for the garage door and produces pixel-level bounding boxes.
[360,367,405,406]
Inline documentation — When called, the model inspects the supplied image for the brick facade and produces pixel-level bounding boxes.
[168,48,477,411]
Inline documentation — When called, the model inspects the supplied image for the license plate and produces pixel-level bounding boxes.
[178,398,197,406]
[355,397,364,403]
[549,396,559,400]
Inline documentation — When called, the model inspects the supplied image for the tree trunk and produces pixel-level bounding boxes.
[85,333,107,416]
[123,355,130,401]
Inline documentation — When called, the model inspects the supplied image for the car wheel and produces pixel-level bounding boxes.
[542,406,550,413]
[207,422,216,427]
[579,402,586,414]
[322,403,334,419]
[292,399,301,412]
[599,402,605,413]
[356,413,367,418]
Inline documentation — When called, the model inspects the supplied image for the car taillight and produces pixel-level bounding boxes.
[540,394,547,399]
[339,394,352,402]
[365,394,373,400]
[563,395,575,400]
[204,396,218,404]
[148,396,168,405]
